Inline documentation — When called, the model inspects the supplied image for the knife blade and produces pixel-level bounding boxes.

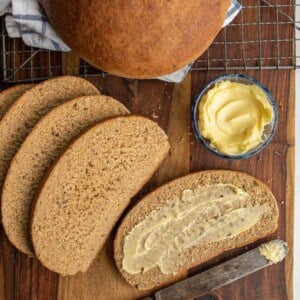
[143,239,288,300]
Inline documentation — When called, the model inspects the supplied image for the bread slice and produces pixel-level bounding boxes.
[0,84,35,119]
[2,95,129,256]
[31,115,170,275]
[114,170,279,290]
[0,76,99,193]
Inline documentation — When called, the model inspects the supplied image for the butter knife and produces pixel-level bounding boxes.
[143,239,288,300]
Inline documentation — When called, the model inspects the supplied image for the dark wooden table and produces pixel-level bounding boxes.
[0,68,294,299]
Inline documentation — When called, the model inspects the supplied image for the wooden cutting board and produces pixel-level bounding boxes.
[0,69,294,300]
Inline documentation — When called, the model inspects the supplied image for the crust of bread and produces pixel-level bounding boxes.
[114,170,279,290]
[40,0,231,78]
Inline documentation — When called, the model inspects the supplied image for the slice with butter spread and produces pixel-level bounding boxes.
[114,170,279,290]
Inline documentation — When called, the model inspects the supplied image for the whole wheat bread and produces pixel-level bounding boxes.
[0,76,99,193]
[114,170,279,290]
[2,95,129,256]
[31,115,170,276]
[0,84,35,119]
[40,0,230,78]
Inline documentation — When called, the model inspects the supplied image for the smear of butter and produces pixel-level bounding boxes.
[198,81,273,155]
[122,184,271,275]
[259,240,288,263]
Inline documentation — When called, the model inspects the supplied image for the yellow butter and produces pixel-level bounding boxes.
[259,240,288,263]
[198,81,273,155]
[122,184,271,275]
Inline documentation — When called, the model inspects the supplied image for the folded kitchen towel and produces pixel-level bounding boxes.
[0,0,241,82]
[0,0,70,51]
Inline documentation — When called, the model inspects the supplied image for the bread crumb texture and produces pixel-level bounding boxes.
[31,115,170,275]
[114,170,279,290]
[2,95,129,256]
[0,76,99,191]
[0,84,35,119]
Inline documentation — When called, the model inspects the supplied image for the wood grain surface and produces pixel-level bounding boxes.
[0,69,294,300]
[0,1,295,298]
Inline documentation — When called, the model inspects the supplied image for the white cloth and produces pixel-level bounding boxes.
[0,0,70,51]
[0,0,241,82]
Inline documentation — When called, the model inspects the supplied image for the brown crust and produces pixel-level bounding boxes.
[40,0,231,78]
[30,115,170,275]
[113,170,279,290]
[0,77,98,115]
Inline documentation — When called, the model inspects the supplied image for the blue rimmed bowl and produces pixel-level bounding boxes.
[191,74,278,160]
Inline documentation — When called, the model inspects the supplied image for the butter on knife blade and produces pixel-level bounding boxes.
[144,239,288,300]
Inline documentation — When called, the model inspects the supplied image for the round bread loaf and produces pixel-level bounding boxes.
[40,0,230,78]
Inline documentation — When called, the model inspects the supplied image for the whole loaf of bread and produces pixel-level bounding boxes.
[40,0,230,78]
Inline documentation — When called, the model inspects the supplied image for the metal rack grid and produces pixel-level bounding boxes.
[0,0,298,83]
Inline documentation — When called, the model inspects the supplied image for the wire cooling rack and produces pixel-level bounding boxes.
[0,0,298,83]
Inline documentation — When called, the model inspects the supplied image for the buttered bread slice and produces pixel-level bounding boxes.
[31,116,170,275]
[2,95,129,256]
[114,170,279,290]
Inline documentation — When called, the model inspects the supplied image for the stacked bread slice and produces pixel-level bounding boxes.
[0,76,170,275]
[0,76,100,193]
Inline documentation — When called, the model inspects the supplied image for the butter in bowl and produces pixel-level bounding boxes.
[191,74,278,159]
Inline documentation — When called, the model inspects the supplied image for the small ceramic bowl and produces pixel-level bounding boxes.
[191,74,278,160]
